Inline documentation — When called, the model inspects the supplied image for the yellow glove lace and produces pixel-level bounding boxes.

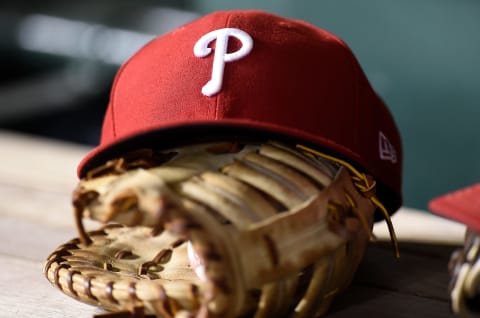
[296,144,400,258]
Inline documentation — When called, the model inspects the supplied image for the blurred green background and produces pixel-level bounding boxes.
[1,0,479,210]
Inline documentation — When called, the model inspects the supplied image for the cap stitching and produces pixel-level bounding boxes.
[109,63,132,139]
[109,69,127,139]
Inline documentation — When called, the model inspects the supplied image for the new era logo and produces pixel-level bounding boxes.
[379,132,397,163]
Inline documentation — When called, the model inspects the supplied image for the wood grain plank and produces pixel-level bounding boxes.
[0,255,97,318]
[329,285,455,318]
[0,216,77,261]
[354,242,457,301]
[0,182,75,229]
[328,242,457,317]
[0,131,90,191]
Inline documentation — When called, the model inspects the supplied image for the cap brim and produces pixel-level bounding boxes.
[79,120,353,176]
[79,120,401,216]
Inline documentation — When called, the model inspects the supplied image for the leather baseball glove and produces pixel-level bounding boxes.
[44,141,398,317]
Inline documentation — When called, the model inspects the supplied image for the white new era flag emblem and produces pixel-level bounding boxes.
[379,131,397,163]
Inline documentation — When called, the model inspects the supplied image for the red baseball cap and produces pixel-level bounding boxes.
[78,10,403,213]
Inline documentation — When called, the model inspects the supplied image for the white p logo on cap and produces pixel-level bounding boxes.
[194,28,253,97]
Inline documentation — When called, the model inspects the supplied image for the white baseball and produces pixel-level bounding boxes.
[187,241,207,282]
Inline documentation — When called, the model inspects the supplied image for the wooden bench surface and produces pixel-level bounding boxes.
[0,131,466,317]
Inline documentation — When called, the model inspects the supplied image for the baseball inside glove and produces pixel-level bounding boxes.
[44,141,398,318]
